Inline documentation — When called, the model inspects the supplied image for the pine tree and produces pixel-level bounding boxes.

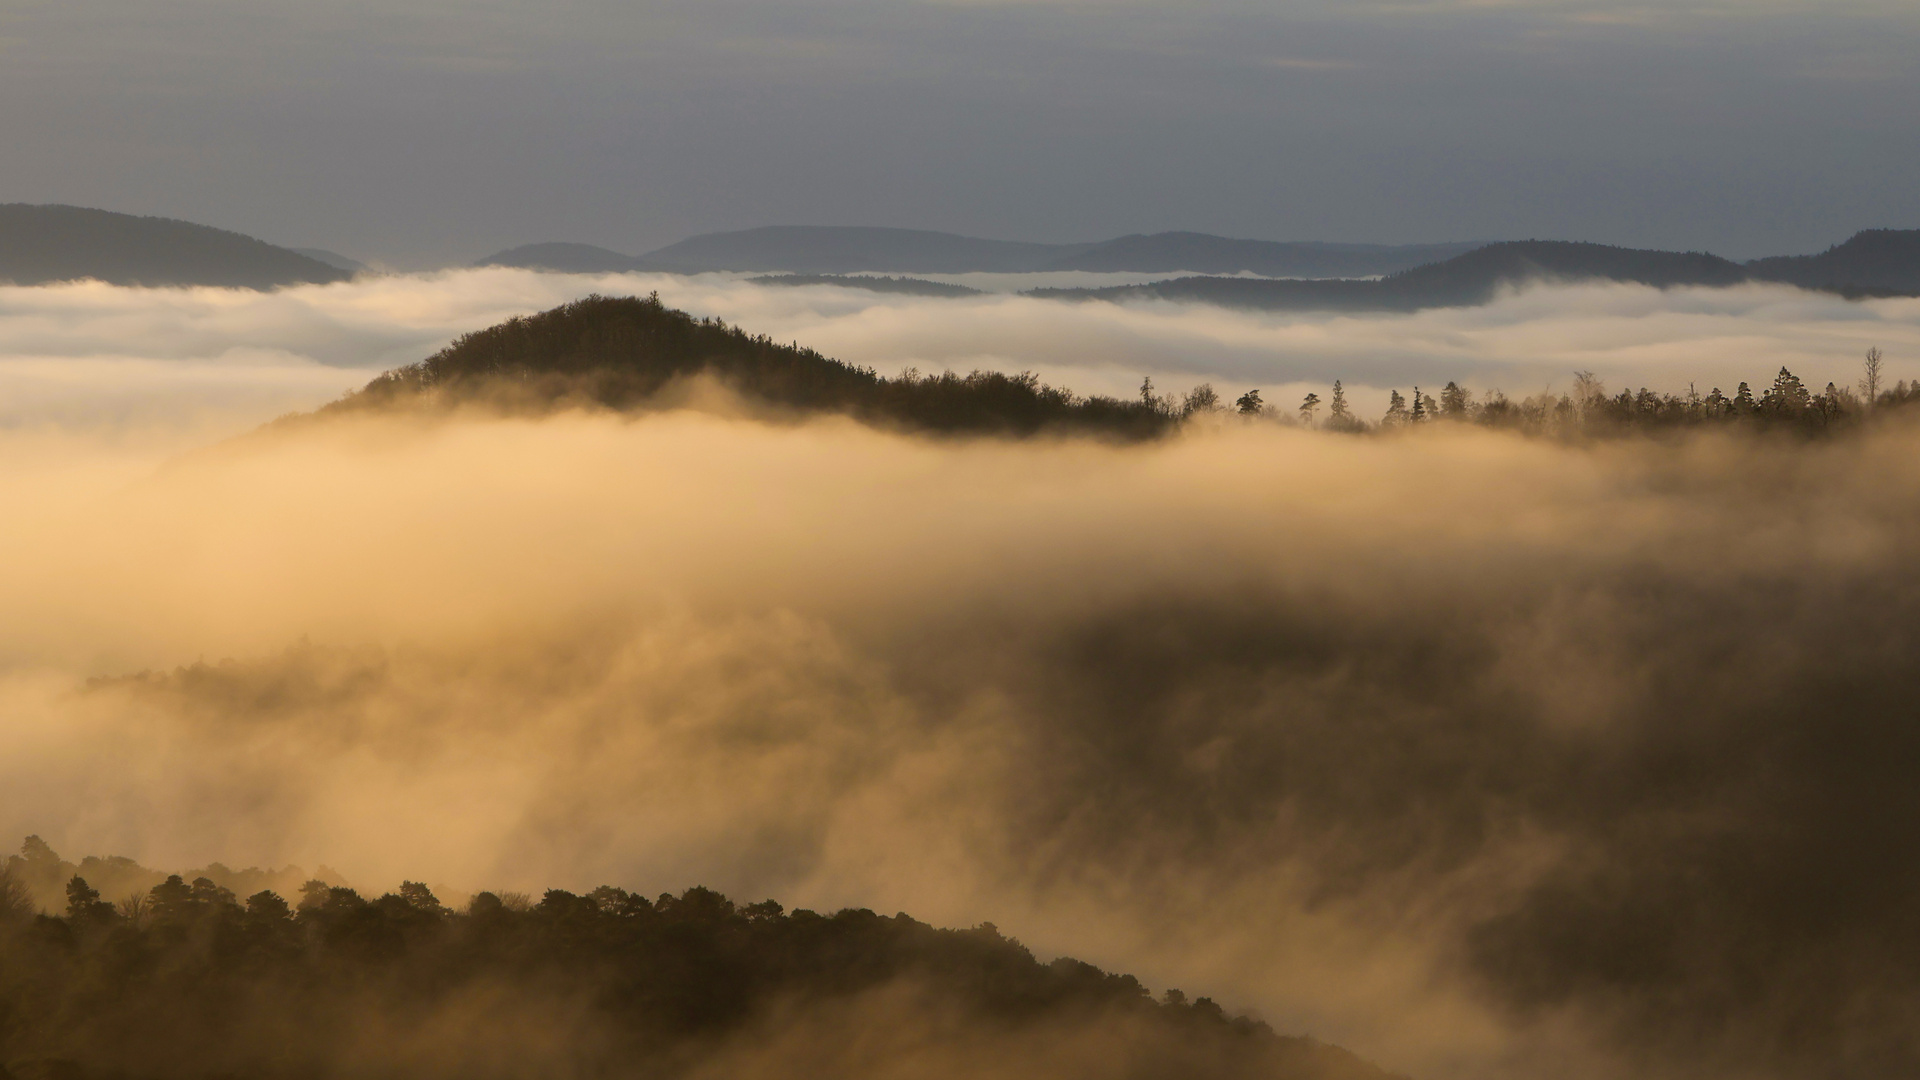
[1235,389,1264,416]
[1329,381,1351,428]
[1298,392,1320,428]
[1767,367,1809,414]
[1411,387,1426,423]
[65,876,113,922]
[1384,390,1408,425]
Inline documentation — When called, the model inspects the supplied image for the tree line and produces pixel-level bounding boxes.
[1159,348,1906,438]
[0,837,1391,1080]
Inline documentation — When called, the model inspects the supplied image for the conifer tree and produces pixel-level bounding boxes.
[1766,367,1809,414]
[1384,390,1408,425]
[1299,392,1320,428]
[65,876,113,922]
[1329,381,1351,427]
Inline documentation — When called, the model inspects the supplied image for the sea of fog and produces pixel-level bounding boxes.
[2,268,1914,440]
[5,271,1920,1080]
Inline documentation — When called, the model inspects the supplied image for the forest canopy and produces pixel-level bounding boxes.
[0,837,1395,1080]
[326,293,1175,440]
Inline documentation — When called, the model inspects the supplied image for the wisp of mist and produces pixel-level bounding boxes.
[4,272,1920,1080]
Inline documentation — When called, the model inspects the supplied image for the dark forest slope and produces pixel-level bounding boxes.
[326,294,1173,439]
[0,839,1398,1080]
[0,205,351,289]
[1748,229,1920,293]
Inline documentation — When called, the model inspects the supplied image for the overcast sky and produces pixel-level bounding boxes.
[2,0,1916,265]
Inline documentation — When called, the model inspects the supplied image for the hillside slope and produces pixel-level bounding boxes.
[0,204,351,289]
[1748,228,1920,293]
[326,293,1174,439]
[2,836,1403,1080]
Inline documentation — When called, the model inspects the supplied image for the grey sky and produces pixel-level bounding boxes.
[2,0,1916,265]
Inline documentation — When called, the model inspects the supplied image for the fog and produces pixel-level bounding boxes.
[4,278,1920,1079]
[5,270,1915,433]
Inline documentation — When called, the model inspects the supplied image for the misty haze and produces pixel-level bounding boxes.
[5,3,1920,1080]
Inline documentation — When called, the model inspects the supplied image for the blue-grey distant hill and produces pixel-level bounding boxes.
[1032,232,1920,311]
[0,204,351,289]
[476,242,655,274]
[474,226,1486,278]
[747,274,984,297]
[290,247,367,275]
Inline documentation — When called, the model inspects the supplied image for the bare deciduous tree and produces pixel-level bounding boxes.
[1861,347,1883,408]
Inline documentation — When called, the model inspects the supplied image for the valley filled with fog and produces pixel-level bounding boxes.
[5,273,1920,1080]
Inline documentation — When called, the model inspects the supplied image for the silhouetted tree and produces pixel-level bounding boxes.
[1764,367,1810,415]
[1861,347,1883,407]
[1328,381,1352,429]
[1182,384,1221,415]
[1383,390,1408,426]
[65,876,114,923]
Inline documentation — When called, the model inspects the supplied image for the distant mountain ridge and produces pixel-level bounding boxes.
[748,273,985,297]
[0,204,350,289]
[476,226,1487,278]
[477,225,1920,309]
[1033,232,1920,312]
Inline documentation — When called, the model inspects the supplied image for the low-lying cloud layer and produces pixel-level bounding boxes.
[3,270,1914,435]
[5,278,1920,1080]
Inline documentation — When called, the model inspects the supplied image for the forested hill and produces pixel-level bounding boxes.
[0,204,352,289]
[1033,241,1753,311]
[326,293,1174,439]
[1747,228,1920,293]
[1,838,1399,1080]
[1031,232,1920,312]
